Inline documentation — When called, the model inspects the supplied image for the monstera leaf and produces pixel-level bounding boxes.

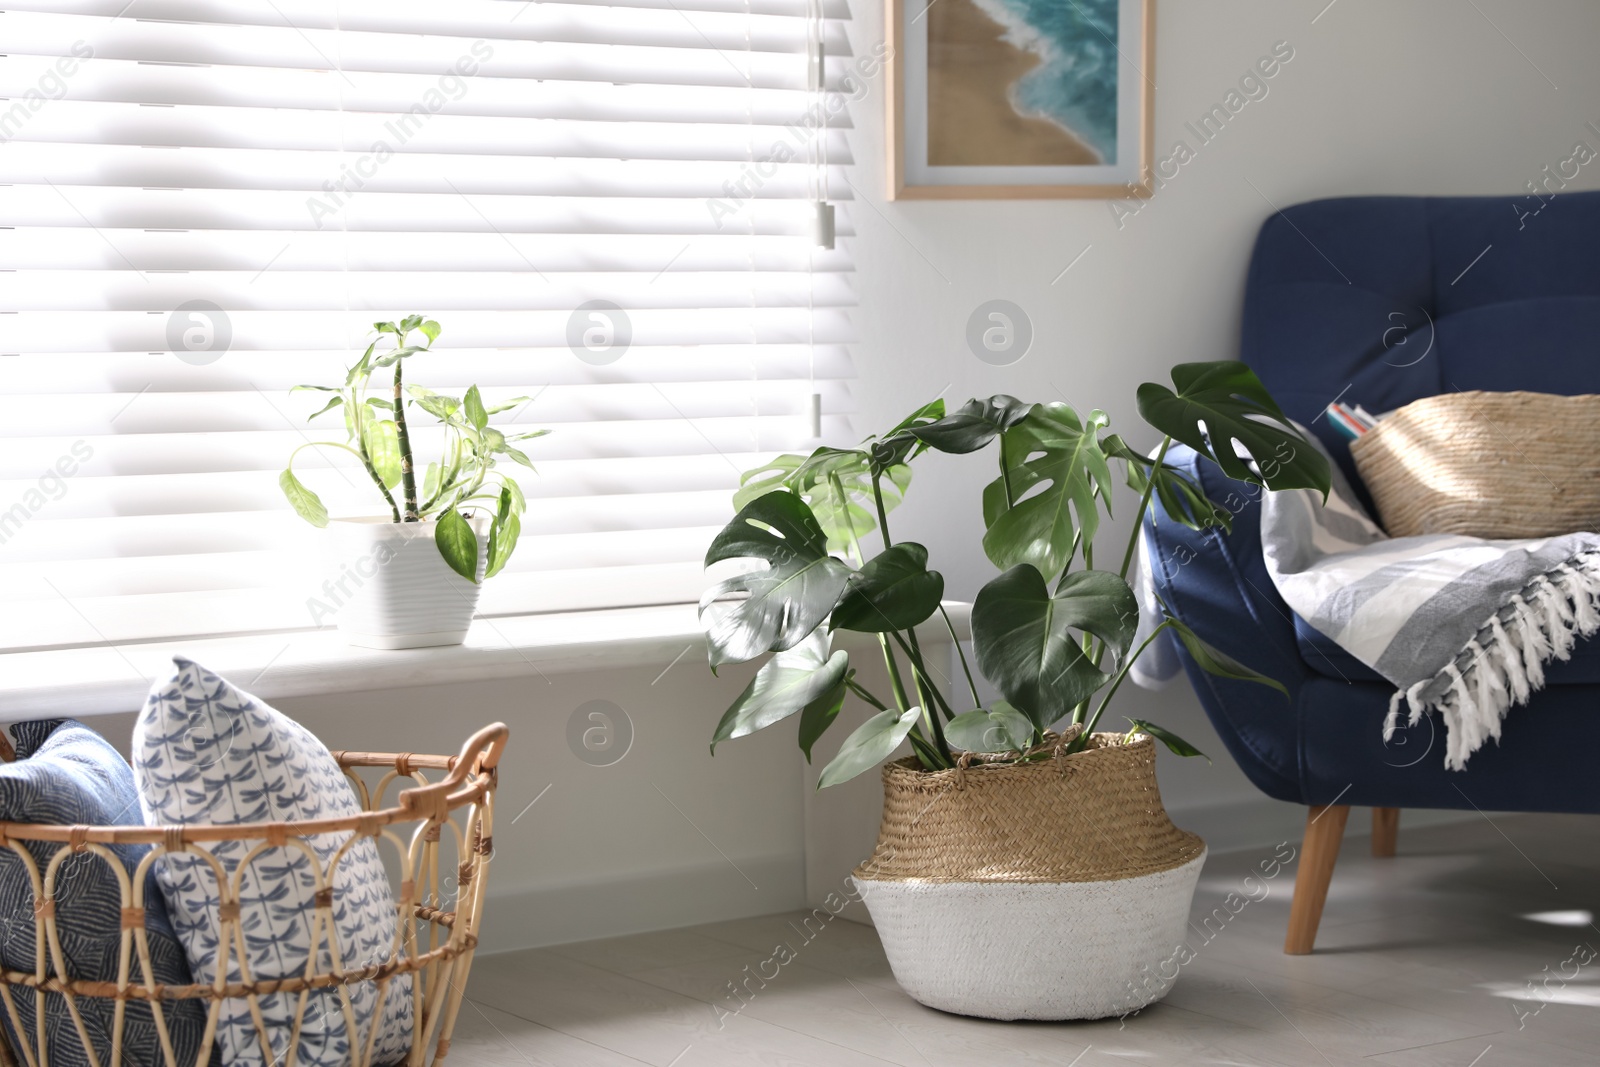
[700,492,854,668]
[981,403,1114,580]
[1164,614,1287,698]
[709,633,850,757]
[945,701,1034,754]
[830,543,944,633]
[1102,433,1231,534]
[1135,361,1330,496]
[733,447,912,555]
[817,704,922,789]
[893,395,1033,456]
[971,565,1138,732]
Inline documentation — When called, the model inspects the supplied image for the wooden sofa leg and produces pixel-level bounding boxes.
[1372,807,1399,858]
[1284,804,1349,955]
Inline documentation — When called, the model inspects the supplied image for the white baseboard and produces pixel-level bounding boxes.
[477,851,806,953]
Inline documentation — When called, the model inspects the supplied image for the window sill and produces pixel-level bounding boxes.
[1,603,972,719]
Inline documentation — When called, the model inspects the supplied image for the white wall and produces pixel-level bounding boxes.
[841,0,1600,816]
[75,3,1600,955]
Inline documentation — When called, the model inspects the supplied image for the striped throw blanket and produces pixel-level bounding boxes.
[1135,434,1600,769]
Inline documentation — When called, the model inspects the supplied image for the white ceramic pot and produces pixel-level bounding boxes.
[322,515,489,649]
[851,735,1206,1021]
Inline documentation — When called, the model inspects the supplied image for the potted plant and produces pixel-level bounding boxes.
[700,362,1329,1020]
[279,315,548,648]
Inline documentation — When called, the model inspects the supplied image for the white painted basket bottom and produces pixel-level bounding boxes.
[854,850,1206,1021]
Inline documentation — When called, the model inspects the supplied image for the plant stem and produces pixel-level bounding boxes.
[880,638,912,714]
[1077,618,1175,745]
[846,678,889,711]
[940,607,979,710]
[890,631,956,722]
[871,470,894,552]
[392,355,420,522]
[290,441,400,523]
[998,437,1016,508]
[1119,435,1172,579]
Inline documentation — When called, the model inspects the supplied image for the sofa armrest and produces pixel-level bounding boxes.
[1142,444,1311,802]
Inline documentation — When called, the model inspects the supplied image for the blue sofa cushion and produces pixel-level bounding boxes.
[0,720,214,1067]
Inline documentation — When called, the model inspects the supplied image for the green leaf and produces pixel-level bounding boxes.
[710,634,850,756]
[817,705,921,789]
[419,319,442,344]
[501,474,526,514]
[411,393,461,422]
[464,385,489,431]
[435,507,480,583]
[945,701,1034,753]
[700,491,854,668]
[305,395,343,422]
[1125,718,1210,761]
[1165,615,1288,698]
[363,417,403,490]
[485,512,519,580]
[798,666,851,763]
[829,542,944,634]
[733,448,908,555]
[344,341,378,387]
[865,399,948,470]
[373,345,424,368]
[1136,361,1330,496]
[901,395,1032,455]
[365,397,393,412]
[1103,434,1232,534]
[279,469,329,528]
[504,447,534,469]
[982,403,1114,580]
[486,395,532,415]
[399,314,424,333]
[423,462,441,502]
[971,565,1137,732]
[290,384,339,393]
[373,321,400,335]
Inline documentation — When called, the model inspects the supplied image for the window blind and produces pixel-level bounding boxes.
[0,0,858,652]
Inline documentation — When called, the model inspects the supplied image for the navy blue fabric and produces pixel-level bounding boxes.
[1149,191,1600,811]
[1240,191,1600,505]
[0,720,215,1067]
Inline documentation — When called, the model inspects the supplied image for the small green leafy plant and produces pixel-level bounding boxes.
[700,361,1331,787]
[280,315,548,581]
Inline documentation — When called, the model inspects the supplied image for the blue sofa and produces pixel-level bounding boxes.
[1144,191,1600,953]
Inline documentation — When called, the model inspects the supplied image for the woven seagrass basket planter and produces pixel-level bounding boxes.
[1349,390,1600,538]
[0,723,506,1067]
[852,733,1205,1021]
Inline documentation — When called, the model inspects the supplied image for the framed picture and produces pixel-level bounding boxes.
[887,0,1154,199]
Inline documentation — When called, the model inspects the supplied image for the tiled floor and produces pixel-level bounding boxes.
[453,812,1600,1065]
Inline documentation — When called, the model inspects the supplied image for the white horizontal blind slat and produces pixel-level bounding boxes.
[0,0,857,650]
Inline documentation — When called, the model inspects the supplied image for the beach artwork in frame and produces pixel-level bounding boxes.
[888,0,1153,198]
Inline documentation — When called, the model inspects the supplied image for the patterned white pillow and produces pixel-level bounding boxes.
[133,657,413,1067]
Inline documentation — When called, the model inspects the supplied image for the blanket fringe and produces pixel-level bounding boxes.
[1398,551,1600,770]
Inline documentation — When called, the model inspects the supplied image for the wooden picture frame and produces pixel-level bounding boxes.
[887,0,1155,199]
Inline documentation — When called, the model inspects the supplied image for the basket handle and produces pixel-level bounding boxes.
[398,722,508,820]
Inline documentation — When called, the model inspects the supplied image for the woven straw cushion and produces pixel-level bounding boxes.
[133,659,413,1067]
[0,720,214,1067]
[1350,391,1600,538]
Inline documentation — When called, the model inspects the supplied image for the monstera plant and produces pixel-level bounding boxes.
[700,361,1331,786]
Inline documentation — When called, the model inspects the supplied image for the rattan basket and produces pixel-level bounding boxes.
[1349,390,1600,538]
[0,722,506,1067]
